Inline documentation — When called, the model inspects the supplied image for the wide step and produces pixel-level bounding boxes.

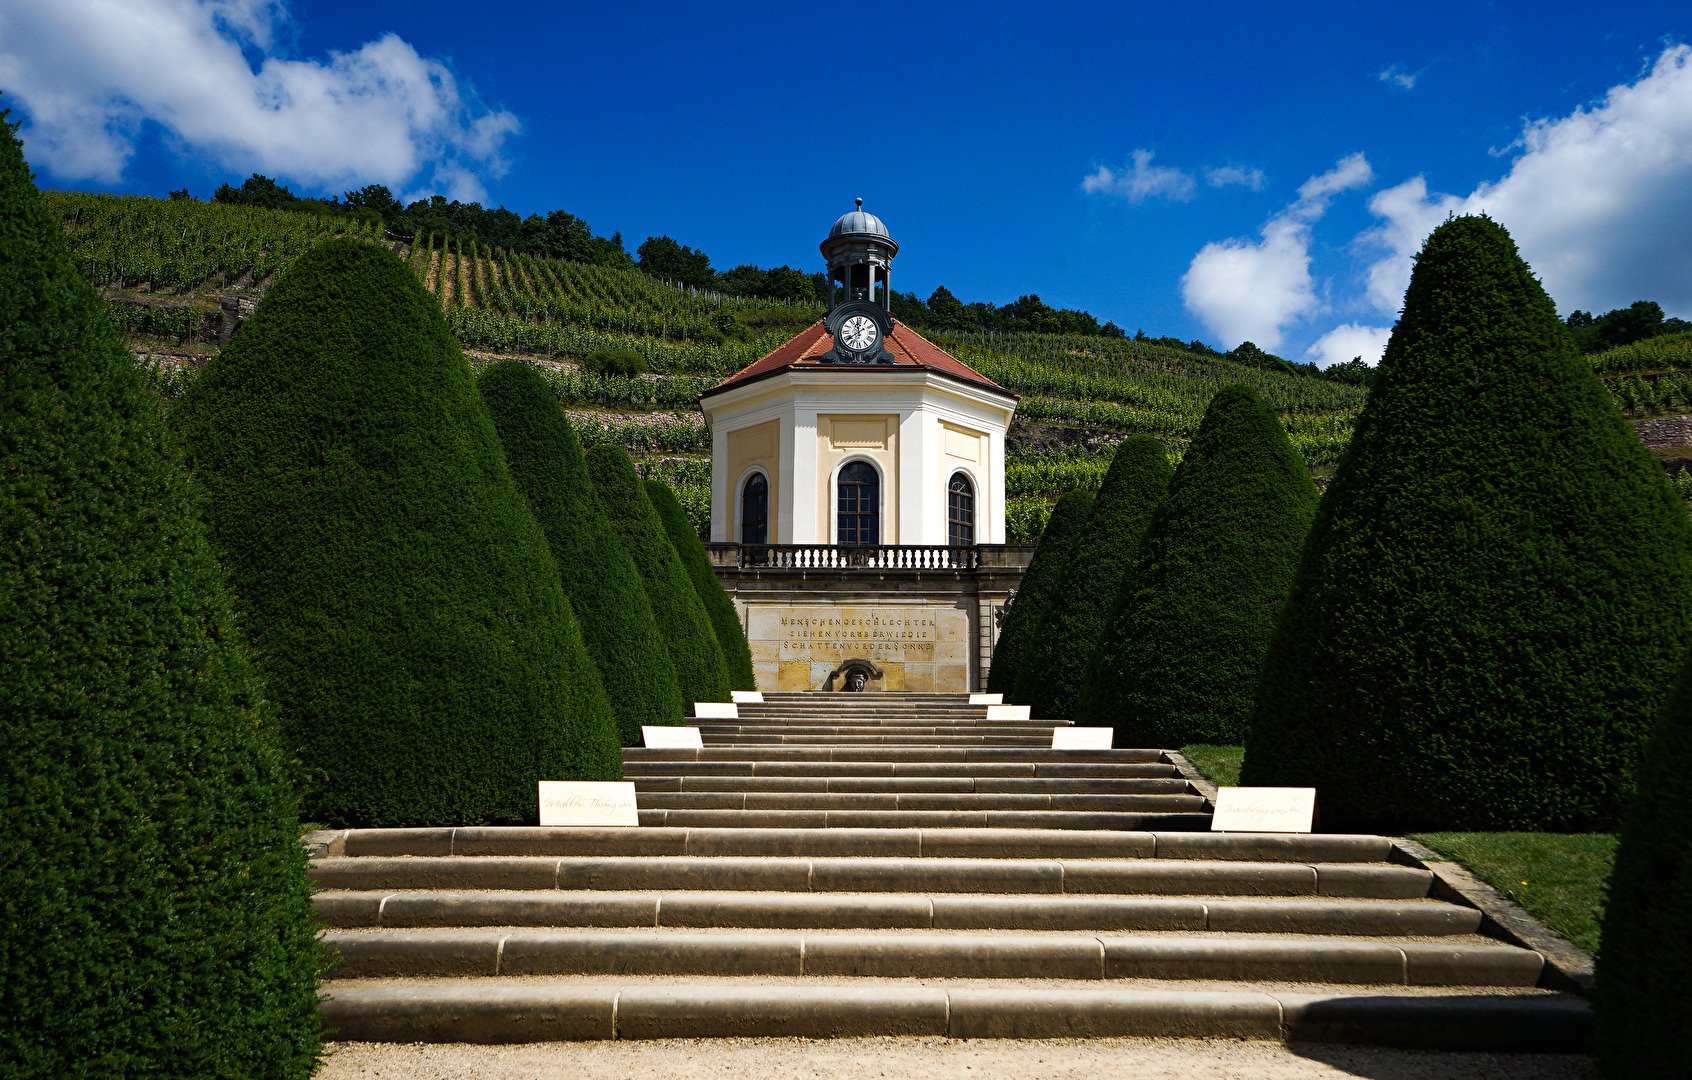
[309,692,1575,1052]
[315,890,1483,935]
[310,855,1432,896]
[321,928,1542,985]
[319,979,1589,1050]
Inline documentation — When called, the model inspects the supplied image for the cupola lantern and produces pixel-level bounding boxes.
[821,198,898,311]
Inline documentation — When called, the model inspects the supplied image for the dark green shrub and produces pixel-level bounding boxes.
[1243,215,1692,831]
[582,346,646,377]
[478,361,687,743]
[1075,384,1317,744]
[586,444,732,704]
[173,238,621,827]
[0,116,321,1077]
[987,489,1096,695]
[1595,651,1692,1078]
[1012,436,1172,718]
[646,480,756,691]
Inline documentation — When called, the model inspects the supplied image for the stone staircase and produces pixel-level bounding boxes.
[310,692,1589,1050]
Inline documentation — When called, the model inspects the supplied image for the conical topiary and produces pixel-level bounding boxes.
[987,489,1096,695]
[1242,215,1692,831]
[1075,384,1317,745]
[478,361,686,743]
[1594,651,1692,1078]
[586,444,732,705]
[645,479,756,691]
[0,117,321,1077]
[1013,436,1173,718]
[172,239,621,827]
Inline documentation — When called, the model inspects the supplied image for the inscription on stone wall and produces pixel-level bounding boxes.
[777,612,937,660]
[745,603,970,692]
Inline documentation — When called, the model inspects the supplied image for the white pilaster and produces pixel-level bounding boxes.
[788,407,818,543]
[710,421,730,542]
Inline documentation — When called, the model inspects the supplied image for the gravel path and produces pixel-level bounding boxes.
[318,1037,1597,1079]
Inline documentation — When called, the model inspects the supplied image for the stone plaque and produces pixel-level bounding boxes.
[538,781,639,827]
[694,702,739,719]
[986,704,1031,721]
[642,726,703,748]
[731,690,765,703]
[969,693,1002,704]
[745,603,971,692]
[1210,788,1318,834]
[1052,727,1113,749]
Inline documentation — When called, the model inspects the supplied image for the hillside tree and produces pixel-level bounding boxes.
[1075,384,1318,745]
[173,238,621,827]
[0,116,323,1077]
[1242,215,1692,830]
[478,361,687,742]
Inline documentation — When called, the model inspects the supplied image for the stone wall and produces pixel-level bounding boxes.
[710,544,1032,692]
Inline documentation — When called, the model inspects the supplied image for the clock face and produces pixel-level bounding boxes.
[839,314,879,353]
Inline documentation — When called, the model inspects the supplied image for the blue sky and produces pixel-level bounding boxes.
[4,0,1690,364]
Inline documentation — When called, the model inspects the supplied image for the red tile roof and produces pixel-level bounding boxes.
[699,320,1017,401]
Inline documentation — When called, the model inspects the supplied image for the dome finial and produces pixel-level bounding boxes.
[856,197,863,210]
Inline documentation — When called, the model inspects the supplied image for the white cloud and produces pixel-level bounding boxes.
[1378,64,1419,91]
[0,0,519,200]
[1081,149,1196,203]
[1305,322,1392,368]
[1204,164,1266,190]
[1180,153,1374,351]
[1359,44,1692,319]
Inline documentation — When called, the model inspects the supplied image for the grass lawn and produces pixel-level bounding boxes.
[1175,745,1615,957]
[1411,832,1616,956]
[1180,744,1243,786]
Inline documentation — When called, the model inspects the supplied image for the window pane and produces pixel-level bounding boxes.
[741,474,767,545]
[838,462,879,544]
[948,473,974,546]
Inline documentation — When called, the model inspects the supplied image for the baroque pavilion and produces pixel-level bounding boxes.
[698,205,1028,693]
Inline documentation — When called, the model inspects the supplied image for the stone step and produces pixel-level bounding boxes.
[619,761,1179,779]
[327,827,1392,862]
[319,928,1543,986]
[635,809,1213,830]
[694,726,1056,734]
[694,735,1056,746]
[309,856,1431,898]
[317,978,1590,1049]
[629,776,1191,794]
[623,747,1164,763]
[314,889,1485,936]
[633,792,1207,812]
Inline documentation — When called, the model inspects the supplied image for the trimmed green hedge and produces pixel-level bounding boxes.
[0,118,321,1077]
[1596,652,1692,1077]
[173,238,621,827]
[1243,216,1692,831]
[1013,436,1172,718]
[987,489,1095,695]
[1077,384,1317,745]
[646,480,756,691]
[478,361,686,743]
[586,444,732,705]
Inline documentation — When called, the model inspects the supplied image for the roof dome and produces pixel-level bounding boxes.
[829,201,890,239]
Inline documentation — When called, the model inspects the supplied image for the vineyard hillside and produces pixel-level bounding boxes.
[51,189,1376,539]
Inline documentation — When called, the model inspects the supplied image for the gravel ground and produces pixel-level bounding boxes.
[318,1037,1597,1079]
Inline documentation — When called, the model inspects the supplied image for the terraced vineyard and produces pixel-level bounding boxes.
[50,191,1374,539]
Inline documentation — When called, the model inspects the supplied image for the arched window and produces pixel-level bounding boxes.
[837,461,880,545]
[948,472,975,546]
[740,473,768,545]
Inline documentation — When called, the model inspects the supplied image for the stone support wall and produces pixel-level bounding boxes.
[710,543,1033,692]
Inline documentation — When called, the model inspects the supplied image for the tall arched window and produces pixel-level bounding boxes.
[740,473,768,545]
[948,472,975,546]
[837,461,880,545]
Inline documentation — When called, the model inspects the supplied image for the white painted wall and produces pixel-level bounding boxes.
[702,369,1015,546]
